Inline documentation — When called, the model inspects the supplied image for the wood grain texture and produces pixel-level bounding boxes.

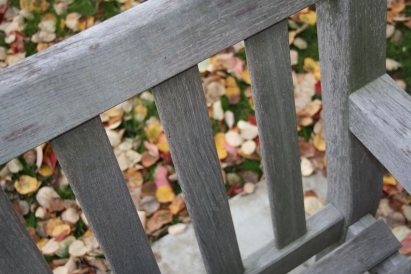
[386,258,411,274]
[243,204,343,274]
[152,67,243,273]
[0,0,316,165]
[0,189,52,274]
[346,213,408,274]
[349,74,411,194]
[316,0,386,237]
[303,220,401,274]
[50,117,159,274]
[244,20,306,249]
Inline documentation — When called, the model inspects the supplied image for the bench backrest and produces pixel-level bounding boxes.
[1,0,411,273]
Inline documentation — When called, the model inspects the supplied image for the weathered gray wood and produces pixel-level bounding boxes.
[50,117,159,274]
[316,0,386,238]
[349,74,411,194]
[346,213,408,274]
[371,253,409,274]
[386,258,411,274]
[244,20,306,249]
[0,189,53,274]
[0,0,317,165]
[303,220,401,274]
[243,204,343,274]
[152,67,243,273]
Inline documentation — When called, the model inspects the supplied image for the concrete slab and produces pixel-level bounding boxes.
[151,172,328,273]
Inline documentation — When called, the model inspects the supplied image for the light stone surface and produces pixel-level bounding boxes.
[151,173,327,273]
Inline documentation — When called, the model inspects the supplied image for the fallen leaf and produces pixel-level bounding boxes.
[61,208,80,224]
[168,223,187,236]
[392,226,411,242]
[51,224,71,239]
[169,193,185,214]
[215,136,228,160]
[313,134,326,151]
[68,240,89,257]
[384,174,397,186]
[304,196,323,215]
[238,120,258,140]
[213,100,224,121]
[243,182,256,194]
[293,37,307,49]
[140,195,160,215]
[7,158,23,173]
[301,157,315,176]
[125,167,144,188]
[228,183,243,196]
[141,182,157,197]
[146,124,162,143]
[239,67,251,84]
[299,10,317,25]
[400,232,411,254]
[225,131,243,147]
[38,164,53,177]
[299,141,316,158]
[14,175,41,195]
[141,151,160,168]
[386,58,402,71]
[240,140,257,155]
[156,133,170,153]
[156,186,175,203]
[41,239,59,255]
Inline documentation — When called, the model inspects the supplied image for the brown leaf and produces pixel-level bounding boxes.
[141,182,157,197]
[299,141,316,158]
[169,194,185,215]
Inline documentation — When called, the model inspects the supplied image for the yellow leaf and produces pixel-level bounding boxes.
[14,175,41,195]
[225,77,240,97]
[134,105,147,122]
[156,133,170,153]
[299,10,317,25]
[249,97,255,111]
[51,224,71,238]
[38,164,53,177]
[20,0,49,12]
[239,67,251,84]
[146,124,162,143]
[303,58,321,80]
[104,107,123,118]
[36,238,49,250]
[214,133,228,160]
[156,186,175,203]
[303,58,319,73]
[383,174,397,186]
[313,134,326,152]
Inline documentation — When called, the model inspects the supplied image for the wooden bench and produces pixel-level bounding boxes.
[1,0,411,273]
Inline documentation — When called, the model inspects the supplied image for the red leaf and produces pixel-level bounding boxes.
[248,114,257,126]
[9,31,25,54]
[312,105,322,120]
[315,81,322,94]
[400,232,411,254]
[0,5,7,23]
[228,183,243,196]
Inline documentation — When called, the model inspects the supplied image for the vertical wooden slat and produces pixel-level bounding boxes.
[316,0,386,238]
[50,117,160,274]
[0,189,53,274]
[152,66,243,273]
[244,20,306,248]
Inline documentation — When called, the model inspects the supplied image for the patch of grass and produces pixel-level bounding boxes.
[74,218,88,238]
[24,212,40,228]
[55,185,76,200]
[386,23,411,94]
[68,0,97,17]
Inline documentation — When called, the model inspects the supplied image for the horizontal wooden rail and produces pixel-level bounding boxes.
[243,204,343,274]
[0,190,53,273]
[349,74,411,194]
[0,0,316,165]
[346,214,408,274]
[50,117,159,274]
[244,20,306,249]
[303,218,400,274]
[386,258,411,274]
